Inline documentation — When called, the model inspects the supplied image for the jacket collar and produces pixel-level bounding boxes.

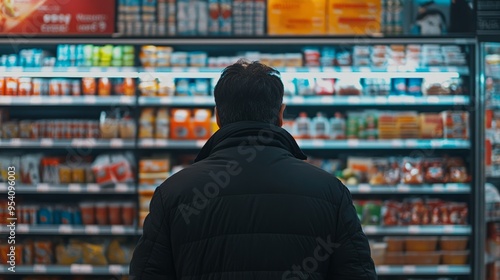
[194,121,307,162]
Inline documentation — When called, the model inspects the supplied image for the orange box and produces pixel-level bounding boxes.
[192,109,212,140]
[327,0,381,35]
[170,109,193,140]
[267,0,327,35]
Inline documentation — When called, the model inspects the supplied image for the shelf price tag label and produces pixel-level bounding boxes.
[37,183,50,192]
[391,140,403,148]
[320,96,334,104]
[60,96,73,104]
[347,139,359,147]
[397,184,410,192]
[340,66,352,72]
[285,67,297,73]
[141,139,154,147]
[159,97,171,105]
[67,67,78,72]
[374,97,386,104]
[87,184,100,192]
[193,96,208,104]
[408,226,420,234]
[119,96,133,104]
[196,140,206,148]
[33,265,47,273]
[83,96,97,104]
[30,96,42,104]
[405,140,418,148]
[363,226,377,234]
[359,67,370,72]
[347,96,360,104]
[40,139,53,147]
[0,96,12,105]
[10,139,22,147]
[443,225,455,233]
[427,96,440,104]
[155,139,168,147]
[115,184,129,192]
[85,225,100,234]
[432,184,445,192]
[70,264,93,274]
[312,140,324,148]
[437,266,449,274]
[376,266,390,274]
[110,139,124,148]
[59,225,73,234]
[358,184,371,193]
[111,225,126,234]
[447,184,459,191]
[109,265,124,274]
[403,266,416,274]
[17,224,29,232]
[68,184,82,192]
[291,96,305,104]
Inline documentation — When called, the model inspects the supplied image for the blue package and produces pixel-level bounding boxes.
[60,208,73,225]
[37,207,53,225]
[73,208,82,225]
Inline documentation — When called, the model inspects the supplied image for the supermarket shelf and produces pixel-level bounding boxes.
[0,264,469,275]
[362,225,471,235]
[138,139,207,148]
[295,139,470,149]
[0,66,468,79]
[0,66,137,78]
[0,183,135,194]
[284,95,469,106]
[0,36,476,45]
[139,96,215,106]
[0,264,128,275]
[138,95,469,107]
[486,216,500,223]
[375,265,470,275]
[347,183,470,194]
[0,95,135,105]
[138,139,470,149]
[0,138,135,149]
[0,225,137,235]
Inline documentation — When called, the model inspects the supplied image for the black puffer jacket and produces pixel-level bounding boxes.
[130,122,377,280]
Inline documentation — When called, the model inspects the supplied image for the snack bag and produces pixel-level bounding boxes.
[82,242,107,265]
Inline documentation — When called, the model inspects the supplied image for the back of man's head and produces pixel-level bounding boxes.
[214,60,284,127]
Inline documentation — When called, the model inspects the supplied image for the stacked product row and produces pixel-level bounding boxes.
[0,201,135,226]
[285,111,468,140]
[355,199,468,226]
[0,153,135,185]
[0,77,136,97]
[307,156,470,186]
[370,236,469,265]
[0,110,136,140]
[0,238,133,265]
[0,45,135,68]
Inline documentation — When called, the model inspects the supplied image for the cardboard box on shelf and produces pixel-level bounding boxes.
[327,0,381,35]
[267,0,327,35]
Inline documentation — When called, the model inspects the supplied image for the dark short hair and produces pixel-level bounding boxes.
[214,60,284,127]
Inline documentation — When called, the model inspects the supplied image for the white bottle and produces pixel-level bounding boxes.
[294,112,311,139]
[311,112,330,139]
[330,113,346,140]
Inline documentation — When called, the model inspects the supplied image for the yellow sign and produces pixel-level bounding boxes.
[327,0,381,35]
[267,0,327,35]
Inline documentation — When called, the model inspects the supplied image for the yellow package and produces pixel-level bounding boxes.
[107,239,134,264]
[56,241,83,265]
[327,0,381,34]
[267,0,327,35]
[82,242,108,265]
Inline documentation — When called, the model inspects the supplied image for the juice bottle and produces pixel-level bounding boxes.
[330,113,346,140]
[294,112,311,139]
[311,112,330,139]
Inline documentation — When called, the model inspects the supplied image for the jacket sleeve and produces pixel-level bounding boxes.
[327,184,377,280]
[130,188,176,280]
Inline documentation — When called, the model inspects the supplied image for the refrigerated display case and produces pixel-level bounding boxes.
[483,41,500,280]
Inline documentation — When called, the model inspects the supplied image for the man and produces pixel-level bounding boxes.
[130,60,377,280]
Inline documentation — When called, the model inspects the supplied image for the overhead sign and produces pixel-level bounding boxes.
[0,0,115,35]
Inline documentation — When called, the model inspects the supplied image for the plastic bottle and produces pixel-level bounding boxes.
[330,112,346,140]
[311,112,330,139]
[294,112,311,139]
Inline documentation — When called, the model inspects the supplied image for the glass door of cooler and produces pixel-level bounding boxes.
[483,42,500,280]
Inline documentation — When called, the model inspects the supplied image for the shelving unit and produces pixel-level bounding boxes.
[0,36,479,278]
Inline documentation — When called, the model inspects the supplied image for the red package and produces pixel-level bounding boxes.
[424,158,446,183]
[110,160,134,183]
[401,157,424,184]
[383,201,401,226]
[33,241,53,264]
[446,157,469,183]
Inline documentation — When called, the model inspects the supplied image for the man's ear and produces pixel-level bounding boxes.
[277,104,286,127]
[215,107,222,128]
